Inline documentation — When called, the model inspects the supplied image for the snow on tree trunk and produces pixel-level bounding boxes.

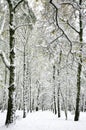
[23,45,27,118]
[36,80,40,111]
[26,57,32,113]
[2,67,7,112]
[74,0,83,121]
[53,65,57,115]
[57,86,60,117]
[26,57,30,112]
[29,67,32,113]
[57,50,62,118]
[5,5,16,124]
[5,0,24,125]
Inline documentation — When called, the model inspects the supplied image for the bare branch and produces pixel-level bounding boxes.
[56,12,72,51]
[50,0,57,9]
[59,17,79,34]
[0,50,10,69]
[14,0,24,11]
[60,1,80,11]
[50,0,72,52]
[67,20,79,34]
[49,32,64,44]
[15,23,33,30]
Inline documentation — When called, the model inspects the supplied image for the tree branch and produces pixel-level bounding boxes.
[60,1,80,11]
[0,50,10,70]
[6,0,12,7]
[67,20,79,34]
[15,23,33,30]
[50,0,72,52]
[49,32,64,44]
[6,0,11,4]
[14,0,24,11]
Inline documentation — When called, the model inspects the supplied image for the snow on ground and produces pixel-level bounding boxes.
[0,110,86,130]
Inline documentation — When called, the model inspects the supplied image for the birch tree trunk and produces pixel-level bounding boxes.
[5,0,24,125]
[5,2,16,125]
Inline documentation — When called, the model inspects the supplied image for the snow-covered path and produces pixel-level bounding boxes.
[0,111,86,130]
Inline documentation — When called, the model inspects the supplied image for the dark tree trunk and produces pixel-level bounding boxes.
[36,107,38,111]
[27,58,32,113]
[29,79,32,113]
[57,87,60,117]
[36,80,40,112]
[57,50,62,118]
[32,98,34,111]
[23,45,27,118]
[53,92,57,114]
[74,0,83,121]
[53,65,57,114]
[5,2,16,124]
[5,0,24,124]
[74,64,82,121]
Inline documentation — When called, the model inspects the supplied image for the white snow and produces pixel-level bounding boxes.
[0,110,86,130]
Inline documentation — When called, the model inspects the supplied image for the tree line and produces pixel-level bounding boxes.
[0,0,86,126]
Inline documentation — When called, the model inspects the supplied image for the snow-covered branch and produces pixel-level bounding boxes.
[15,23,33,30]
[6,0,24,10]
[0,50,10,69]
[0,8,7,37]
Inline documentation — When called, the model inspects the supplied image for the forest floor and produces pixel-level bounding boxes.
[0,110,86,130]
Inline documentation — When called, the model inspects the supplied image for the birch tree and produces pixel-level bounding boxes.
[5,0,25,125]
[49,0,86,121]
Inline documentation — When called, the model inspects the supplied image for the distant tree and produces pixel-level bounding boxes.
[49,0,85,121]
[53,65,57,114]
